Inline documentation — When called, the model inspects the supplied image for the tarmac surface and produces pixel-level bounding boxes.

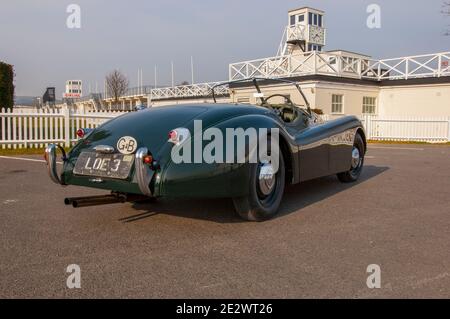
[0,144,449,298]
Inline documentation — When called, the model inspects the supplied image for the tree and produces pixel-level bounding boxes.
[105,70,129,106]
[0,61,14,110]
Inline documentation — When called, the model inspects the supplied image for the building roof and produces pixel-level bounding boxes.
[288,7,325,14]
[326,50,372,58]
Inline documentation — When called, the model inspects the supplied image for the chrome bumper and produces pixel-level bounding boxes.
[135,147,153,197]
[44,144,67,185]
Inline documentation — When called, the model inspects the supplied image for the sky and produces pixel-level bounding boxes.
[0,0,449,97]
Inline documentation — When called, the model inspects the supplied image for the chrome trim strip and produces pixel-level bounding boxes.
[44,144,66,185]
[93,145,115,154]
[135,147,152,197]
[299,127,358,151]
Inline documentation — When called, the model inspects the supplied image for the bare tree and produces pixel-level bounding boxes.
[105,70,129,106]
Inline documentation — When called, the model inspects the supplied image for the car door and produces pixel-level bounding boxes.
[287,111,331,182]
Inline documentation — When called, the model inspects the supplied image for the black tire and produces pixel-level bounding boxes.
[337,133,365,183]
[232,149,285,222]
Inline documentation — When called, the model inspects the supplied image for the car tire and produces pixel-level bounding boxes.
[232,149,285,222]
[337,133,365,183]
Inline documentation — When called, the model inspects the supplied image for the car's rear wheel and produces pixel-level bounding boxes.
[232,149,285,222]
[337,133,365,183]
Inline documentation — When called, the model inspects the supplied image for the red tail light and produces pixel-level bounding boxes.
[168,130,178,142]
[76,129,86,138]
[76,128,93,139]
[143,154,153,165]
[168,128,190,145]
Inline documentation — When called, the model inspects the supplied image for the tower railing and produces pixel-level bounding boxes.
[230,51,450,81]
[277,24,308,56]
[76,82,229,103]
[150,82,229,100]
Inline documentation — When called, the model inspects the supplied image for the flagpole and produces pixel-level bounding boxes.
[171,61,174,87]
[191,56,194,84]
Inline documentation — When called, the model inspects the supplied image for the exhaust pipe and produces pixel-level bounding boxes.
[72,195,126,208]
[65,193,149,208]
[64,195,115,206]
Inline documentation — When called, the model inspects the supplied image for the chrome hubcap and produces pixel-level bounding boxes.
[258,163,276,196]
[351,147,360,169]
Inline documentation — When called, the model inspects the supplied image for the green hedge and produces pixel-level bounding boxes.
[0,61,14,110]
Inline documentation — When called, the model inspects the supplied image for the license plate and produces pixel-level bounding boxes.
[73,152,134,180]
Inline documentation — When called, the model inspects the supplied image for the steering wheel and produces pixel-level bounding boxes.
[262,94,295,109]
[261,94,297,119]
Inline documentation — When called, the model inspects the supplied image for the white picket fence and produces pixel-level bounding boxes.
[360,114,450,143]
[0,108,126,149]
[0,108,449,149]
[319,114,450,143]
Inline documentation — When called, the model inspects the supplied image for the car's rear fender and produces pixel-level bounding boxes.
[157,114,298,198]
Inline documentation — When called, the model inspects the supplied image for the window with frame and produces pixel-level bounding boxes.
[362,97,376,114]
[331,94,344,113]
[308,13,323,26]
[308,44,322,51]
[290,15,296,26]
[298,14,304,23]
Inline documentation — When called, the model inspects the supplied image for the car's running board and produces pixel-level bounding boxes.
[64,193,149,208]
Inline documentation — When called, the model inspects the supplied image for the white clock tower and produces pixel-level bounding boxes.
[278,7,326,56]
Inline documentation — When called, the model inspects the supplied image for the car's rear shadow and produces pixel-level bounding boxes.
[125,165,389,223]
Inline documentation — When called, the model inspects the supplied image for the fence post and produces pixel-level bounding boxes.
[64,108,71,147]
[448,117,450,143]
[365,114,372,140]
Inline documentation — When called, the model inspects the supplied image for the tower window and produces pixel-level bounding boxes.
[308,44,322,51]
[298,14,304,23]
[290,15,296,25]
[308,13,323,27]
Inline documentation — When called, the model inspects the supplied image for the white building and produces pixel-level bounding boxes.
[75,7,449,117]
[229,7,450,118]
[63,80,82,99]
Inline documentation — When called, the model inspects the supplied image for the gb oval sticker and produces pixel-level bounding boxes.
[117,136,137,154]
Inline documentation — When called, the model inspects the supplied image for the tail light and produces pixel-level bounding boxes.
[143,154,153,165]
[76,128,93,139]
[168,128,190,145]
[142,153,159,170]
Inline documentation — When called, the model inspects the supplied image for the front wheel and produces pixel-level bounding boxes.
[232,151,285,222]
[337,133,365,183]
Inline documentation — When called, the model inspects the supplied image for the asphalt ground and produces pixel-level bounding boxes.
[0,144,449,298]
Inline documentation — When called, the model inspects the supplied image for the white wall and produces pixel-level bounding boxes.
[378,84,450,117]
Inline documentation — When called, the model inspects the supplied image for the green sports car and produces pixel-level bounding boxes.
[45,78,366,221]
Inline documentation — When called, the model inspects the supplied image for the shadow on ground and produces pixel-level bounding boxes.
[123,165,389,223]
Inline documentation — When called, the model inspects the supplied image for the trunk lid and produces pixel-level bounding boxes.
[71,106,209,157]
